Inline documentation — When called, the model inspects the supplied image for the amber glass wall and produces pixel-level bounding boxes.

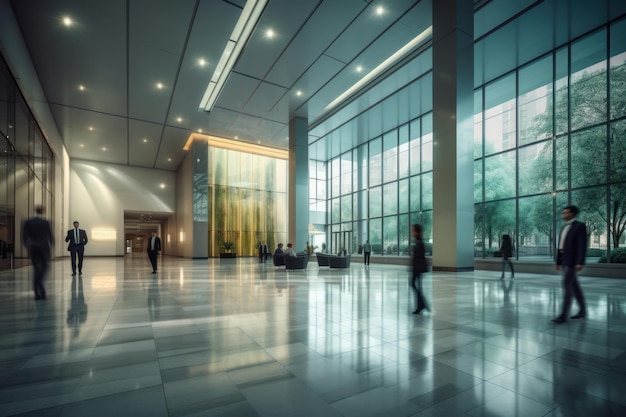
[207,147,287,257]
[0,56,55,270]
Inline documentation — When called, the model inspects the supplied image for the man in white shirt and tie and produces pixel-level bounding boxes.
[65,221,88,276]
[147,231,161,273]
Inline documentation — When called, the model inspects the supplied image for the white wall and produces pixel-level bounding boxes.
[70,160,176,256]
[175,151,193,257]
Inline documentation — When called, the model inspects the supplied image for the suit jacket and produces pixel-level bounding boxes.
[147,236,161,252]
[65,228,88,251]
[557,220,586,267]
[23,216,54,251]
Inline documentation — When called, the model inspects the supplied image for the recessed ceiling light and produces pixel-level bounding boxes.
[257,140,261,144]
[234,136,238,140]
[266,29,275,39]
[176,117,183,123]
[198,129,203,133]
[375,6,384,15]
[143,138,148,143]
[167,158,172,162]
[78,85,85,91]
[79,144,84,148]
[296,90,302,96]
[102,147,107,151]
[356,65,363,73]
[88,126,94,131]
[160,183,165,189]
[62,16,73,27]
[198,58,207,67]
[156,82,164,89]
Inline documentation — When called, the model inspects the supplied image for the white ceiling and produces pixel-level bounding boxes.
[8,0,432,171]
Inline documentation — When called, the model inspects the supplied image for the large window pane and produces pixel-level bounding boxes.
[483,199,516,254]
[484,151,516,201]
[474,88,483,159]
[572,186,608,254]
[369,138,382,187]
[369,218,382,254]
[555,135,569,190]
[383,216,398,255]
[422,172,433,210]
[410,175,420,211]
[485,74,516,154]
[609,183,626,249]
[409,118,421,176]
[610,120,626,182]
[474,159,482,203]
[399,214,410,255]
[571,126,606,188]
[571,29,607,130]
[340,152,352,194]
[519,194,553,259]
[555,47,569,135]
[369,186,382,218]
[383,183,397,216]
[422,114,433,172]
[519,56,553,145]
[610,19,626,120]
[520,141,553,196]
[383,130,398,183]
[341,194,352,223]
[399,178,409,214]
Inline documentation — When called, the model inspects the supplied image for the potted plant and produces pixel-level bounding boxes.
[220,241,236,258]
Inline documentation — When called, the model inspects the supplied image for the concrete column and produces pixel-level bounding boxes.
[432,0,474,271]
[288,117,309,252]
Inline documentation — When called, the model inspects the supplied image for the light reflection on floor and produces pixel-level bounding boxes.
[0,255,624,417]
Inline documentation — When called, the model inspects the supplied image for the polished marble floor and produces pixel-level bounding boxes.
[0,255,625,417]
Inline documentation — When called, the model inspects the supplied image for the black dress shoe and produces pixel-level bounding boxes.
[570,313,586,319]
[413,308,424,315]
[552,317,567,323]
[72,272,76,276]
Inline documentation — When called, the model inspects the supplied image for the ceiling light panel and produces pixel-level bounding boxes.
[200,0,269,112]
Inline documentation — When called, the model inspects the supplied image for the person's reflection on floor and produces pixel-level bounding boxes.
[148,276,160,320]
[500,279,515,338]
[67,276,88,334]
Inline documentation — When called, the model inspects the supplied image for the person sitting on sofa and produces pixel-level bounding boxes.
[274,243,284,255]
[337,247,348,256]
[283,243,297,257]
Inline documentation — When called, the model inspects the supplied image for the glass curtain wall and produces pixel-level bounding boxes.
[0,56,55,270]
[309,50,434,257]
[474,18,626,263]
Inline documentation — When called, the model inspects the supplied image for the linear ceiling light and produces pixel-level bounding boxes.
[325,25,433,112]
[199,0,268,112]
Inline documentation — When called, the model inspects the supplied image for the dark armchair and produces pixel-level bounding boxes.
[315,252,331,266]
[329,254,351,268]
[285,254,308,270]
[273,253,285,266]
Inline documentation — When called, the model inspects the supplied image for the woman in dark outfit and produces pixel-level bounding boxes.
[500,234,514,279]
[410,224,429,314]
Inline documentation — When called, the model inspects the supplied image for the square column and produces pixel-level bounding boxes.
[432,0,474,271]
[289,117,309,252]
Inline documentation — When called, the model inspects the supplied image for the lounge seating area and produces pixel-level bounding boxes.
[329,254,351,268]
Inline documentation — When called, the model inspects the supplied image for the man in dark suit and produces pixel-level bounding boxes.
[147,231,161,273]
[552,205,587,323]
[65,221,88,276]
[23,207,54,300]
